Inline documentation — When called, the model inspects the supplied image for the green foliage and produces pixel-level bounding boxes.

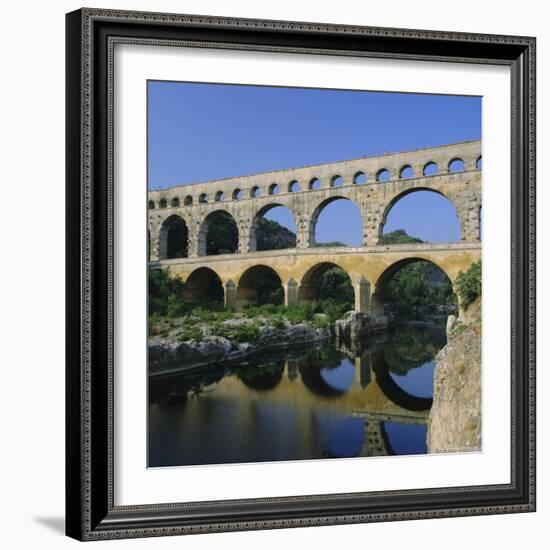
[455,260,482,310]
[449,320,466,339]
[149,268,187,316]
[312,315,331,329]
[380,229,423,245]
[189,307,233,322]
[256,218,296,250]
[384,261,457,312]
[213,322,262,343]
[177,325,204,342]
[317,267,354,307]
[313,241,347,247]
[206,211,239,255]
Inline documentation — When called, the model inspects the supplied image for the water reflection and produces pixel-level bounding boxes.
[148,319,446,467]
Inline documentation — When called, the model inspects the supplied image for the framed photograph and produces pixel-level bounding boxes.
[65,8,536,541]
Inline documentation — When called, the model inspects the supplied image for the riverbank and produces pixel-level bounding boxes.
[149,310,389,376]
[149,315,331,376]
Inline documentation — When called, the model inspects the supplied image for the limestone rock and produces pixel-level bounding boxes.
[427,299,481,453]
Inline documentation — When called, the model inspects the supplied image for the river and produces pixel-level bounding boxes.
[148,318,447,467]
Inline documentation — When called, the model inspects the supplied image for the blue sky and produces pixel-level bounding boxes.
[148,81,481,243]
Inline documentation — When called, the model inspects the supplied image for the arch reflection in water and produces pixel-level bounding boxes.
[148,319,446,467]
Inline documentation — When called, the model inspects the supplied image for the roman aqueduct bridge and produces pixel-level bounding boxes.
[148,140,482,313]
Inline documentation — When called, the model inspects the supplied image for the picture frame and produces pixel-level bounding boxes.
[65,7,536,541]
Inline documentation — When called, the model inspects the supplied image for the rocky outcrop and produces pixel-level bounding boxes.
[427,298,481,454]
[334,311,390,343]
[149,320,330,376]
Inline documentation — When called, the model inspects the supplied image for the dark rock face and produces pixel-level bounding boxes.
[427,298,482,453]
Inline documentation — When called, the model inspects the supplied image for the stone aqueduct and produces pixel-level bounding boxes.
[148,140,482,313]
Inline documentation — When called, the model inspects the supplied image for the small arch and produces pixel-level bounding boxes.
[199,193,208,204]
[236,265,284,308]
[170,197,180,208]
[331,175,344,187]
[159,198,167,209]
[184,195,193,206]
[476,156,483,170]
[448,158,465,172]
[376,168,391,182]
[250,186,261,198]
[215,191,224,202]
[268,183,280,195]
[232,188,243,200]
[309,177,321,190]
[148,200,155,210]
[288,180,300,192]
[198,210,238,256]
[159,215,188,259]
[423,161,439,176]
[399,165,414,179]
[183,267,224,306]
[353,171,367,184]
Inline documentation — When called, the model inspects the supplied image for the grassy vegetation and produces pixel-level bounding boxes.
[455,260,482,310]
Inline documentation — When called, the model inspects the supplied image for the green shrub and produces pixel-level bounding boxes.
[455,261,482,310]
[449,320,466,339]
[177,325,203,342]
[213,322,261,343]
[312,315,330,329]
[166,297,191,319]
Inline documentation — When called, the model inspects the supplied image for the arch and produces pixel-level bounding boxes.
[250,185,261,198]
[170,197,180,208]
[288,180,300,192]
[159,198,167,208]
[198,193,208,204]
[232,188,243,200]
[309,177,321,190]
[476,156,482,170]
[184,195,193,206]
[198,210,238,256]
[148,200,155,210]
[297,262,354,310]
[310,196,362,246]
[214,191,224,202]
[237,361,284,391]
[249,203,297,252]
[399,165,414,179]
[371,257,456,316]
[159,215,188,259]
[183,267,224,305]
[372,356,433,411]
[330,175,344,187]
[422,161,439,176]
[376,168,391,182]
[353,171,367,184]
[298,353,351,397]
[379,187,461,244]
[448,157,465,172]
[268,183,280,195]
[236,265,284,308]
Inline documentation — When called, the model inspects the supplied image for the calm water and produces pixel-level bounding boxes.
[148,319,446,467]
